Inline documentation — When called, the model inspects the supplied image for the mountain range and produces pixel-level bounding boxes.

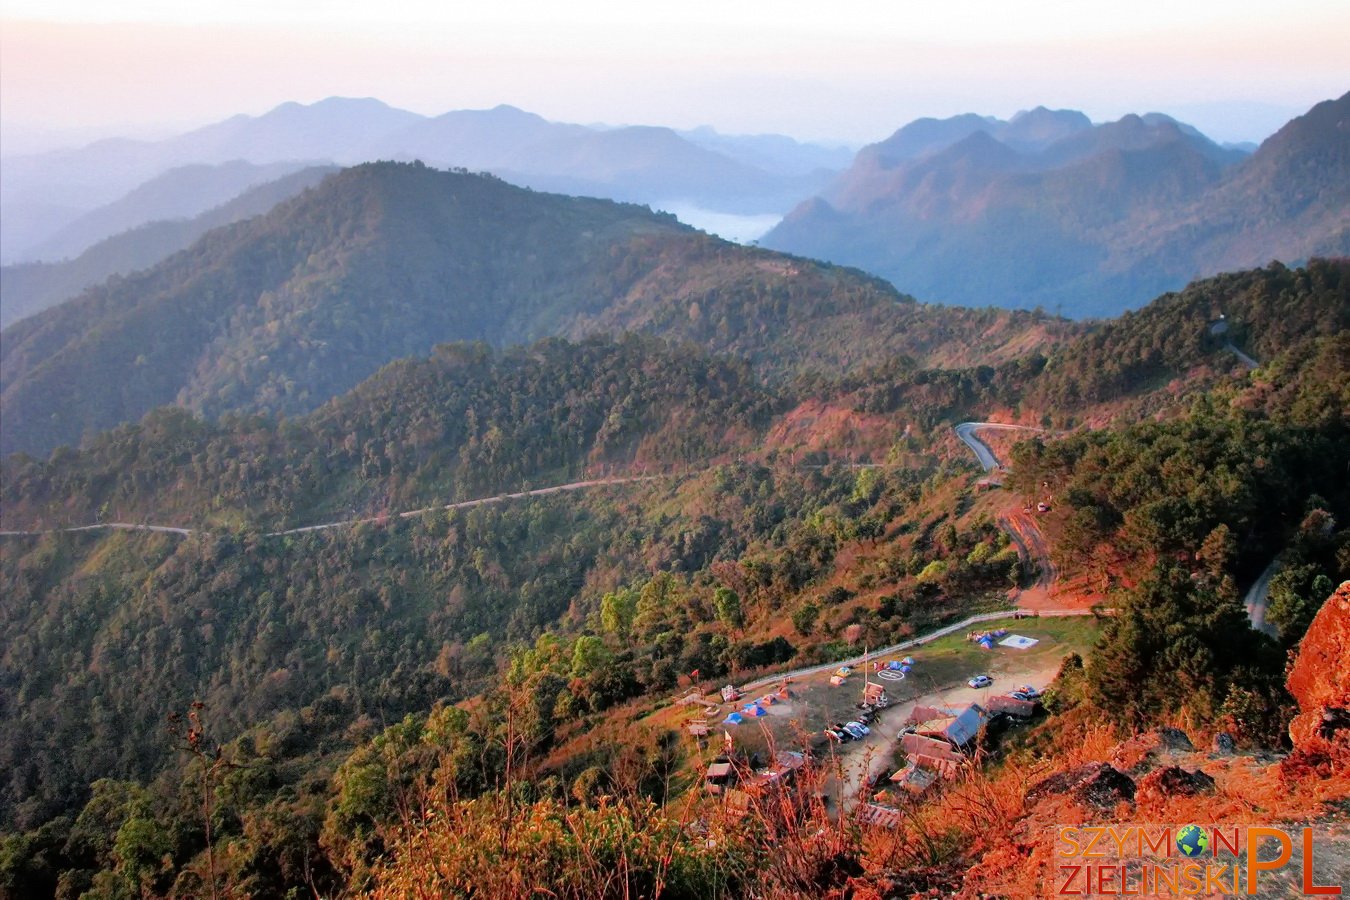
[763,93,1350,316]
[1,99,846,265]
[0,162,1052,458]
[5,95,1344,328]
[0,166,337,330]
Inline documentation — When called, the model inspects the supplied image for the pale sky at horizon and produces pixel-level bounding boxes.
[2,0,1347,152]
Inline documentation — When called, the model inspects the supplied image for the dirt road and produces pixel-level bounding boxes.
[954,422,1058,606]
[833,658,1066,808]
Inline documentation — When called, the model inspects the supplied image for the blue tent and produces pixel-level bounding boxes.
[743,704,767,717]
[723,712,744,725]
[887,661,902,671]
[901,657,915,665]
[900,664,912,673]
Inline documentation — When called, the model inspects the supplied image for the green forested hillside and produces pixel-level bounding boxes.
[0,263,1345,898]
[0,161,1055,458]
[834,257,1348,424]
[1,335,774,531]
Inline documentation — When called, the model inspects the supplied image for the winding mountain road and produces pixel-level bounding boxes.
[0,522,194,538]
[0,476,664,540]
[1208,319,1260,370]
[954,422,1058,604]
[954,422,1041,472]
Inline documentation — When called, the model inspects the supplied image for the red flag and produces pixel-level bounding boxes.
[689,668,701,680]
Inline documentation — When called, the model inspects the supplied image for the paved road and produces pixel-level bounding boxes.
[1244,558,1280,637]
[0,476,665,540]
[0,522,194,538]
[954,422,1041,471]
[1224,343,1260,370]
[264,476,661,536]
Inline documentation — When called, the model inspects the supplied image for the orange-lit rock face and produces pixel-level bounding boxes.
[1286,580,1350,753]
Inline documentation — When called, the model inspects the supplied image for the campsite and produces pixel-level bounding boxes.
[663,614,1102,809]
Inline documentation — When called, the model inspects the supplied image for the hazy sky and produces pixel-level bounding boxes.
[3,0,1347,150]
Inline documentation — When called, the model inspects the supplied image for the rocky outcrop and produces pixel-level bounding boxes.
[1137,766,1216,803]
[1286,581,1350,755]
[1153,727,1194,752]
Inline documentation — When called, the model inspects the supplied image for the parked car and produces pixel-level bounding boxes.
[1018,684,1041,698]
[844,721,870,738]
[1009,691,1034,701]
[967,674,993,689]
[824,728,850,742]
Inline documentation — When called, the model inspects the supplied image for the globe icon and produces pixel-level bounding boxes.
[1176,825,1209,858]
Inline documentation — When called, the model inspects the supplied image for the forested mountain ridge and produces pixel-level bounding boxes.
[0,262,1346,896]
[0,335,776,533]
[763,93,1350,316]
[0,335,790,832]
[2,98,845,263]
[830,258,1349,429]
[0,161,1056,459]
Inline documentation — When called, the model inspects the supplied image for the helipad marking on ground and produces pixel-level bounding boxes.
[876,670,906,681]
[999,635,1039,649]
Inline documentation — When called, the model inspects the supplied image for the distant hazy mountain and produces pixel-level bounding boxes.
[676,126,854,176]
[1,166,337,330]
[1113,93,1350,278]
[0,162,1054,457]
[362,104,587,169]
[23,160,323,264]
[2,99,845,264]
[764,97,1348,317]
[0,98,407,261]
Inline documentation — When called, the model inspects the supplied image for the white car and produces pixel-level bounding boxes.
[843,722,869,739]
[967,674,993,689]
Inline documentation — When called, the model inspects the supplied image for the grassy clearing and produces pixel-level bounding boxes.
[660,614,1105,780]
[898,614,1102,686]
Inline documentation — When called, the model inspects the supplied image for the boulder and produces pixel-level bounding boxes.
[1211,732,1237,755]
[1153,727,1194,752]
[1138,766,1216,802]
[1075,763,1136,808]
[1286,581,1350,754]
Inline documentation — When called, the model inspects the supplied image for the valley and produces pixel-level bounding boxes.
[0,89,1345,896]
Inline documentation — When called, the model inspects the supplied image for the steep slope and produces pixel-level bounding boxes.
[765,98,1344,317]
[0,335,783,830]
[773,121,1236,314]
[1116,92,1350,278]
[0,167,338,329]
[22,160,325,264]
[0,259,1345,895]
[0,162,1050,458]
